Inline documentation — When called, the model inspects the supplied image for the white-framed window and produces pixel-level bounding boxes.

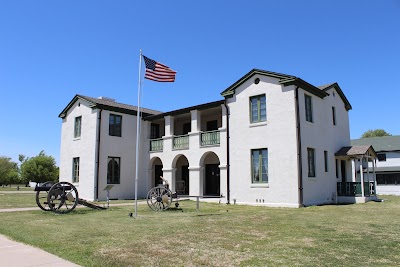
[109,114,122,137]
[251,148,268,183]
[307,148,315,177]
[74,116,82,138]
[250,95,266,123]
[72,157,80,183]
[305,95,313,123]
[107,157,120,184]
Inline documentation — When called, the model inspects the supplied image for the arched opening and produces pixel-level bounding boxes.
[202,152,220,196]
[174,155,189,195]
[150,157,163,188]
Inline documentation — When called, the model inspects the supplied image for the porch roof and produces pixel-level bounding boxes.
[143,100,225,121]
[335,145,377,158]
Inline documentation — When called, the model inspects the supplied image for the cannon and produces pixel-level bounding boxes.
[146,176,180,211]
[34,181,106,214]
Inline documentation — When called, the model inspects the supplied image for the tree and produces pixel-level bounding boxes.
[20,151,59,184]
[0,157,19,185]
[361,129,392,138]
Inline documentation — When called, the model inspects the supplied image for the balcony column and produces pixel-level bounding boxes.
[165,116,175,136]
[190,110,201,133]
[221,104,227,129]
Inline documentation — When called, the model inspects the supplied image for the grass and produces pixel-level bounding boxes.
[0,184,34,191]
[0,192,37,208]
[0,196,399,267]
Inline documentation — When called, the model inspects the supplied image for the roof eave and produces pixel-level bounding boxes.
[220,69,294,98]
[322,83,352,111]
[280,78,329,99]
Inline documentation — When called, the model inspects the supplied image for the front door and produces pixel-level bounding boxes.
[205,164,220,196]
[154,165,163,187]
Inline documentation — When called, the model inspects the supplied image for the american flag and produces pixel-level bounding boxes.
[143,55,176,82]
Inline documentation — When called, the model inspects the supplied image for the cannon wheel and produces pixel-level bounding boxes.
[147,186,173,211]
[47,182,79,214]
[35,181,55,211]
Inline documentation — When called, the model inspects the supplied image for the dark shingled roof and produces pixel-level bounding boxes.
[78,95,162,115]
[351,136,400,152]
[59,94,162,118]
[335,146,376,157]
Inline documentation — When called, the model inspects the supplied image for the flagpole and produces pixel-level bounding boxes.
[134,49,143,218]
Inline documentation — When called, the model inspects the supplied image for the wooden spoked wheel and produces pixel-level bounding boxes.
[47,182,79,214]
[147,186,173,211]
[35,181,55,211]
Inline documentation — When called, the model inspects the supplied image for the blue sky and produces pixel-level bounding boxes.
[1,0,399,165]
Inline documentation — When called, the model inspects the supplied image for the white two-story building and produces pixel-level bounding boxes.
[59,69,377,207]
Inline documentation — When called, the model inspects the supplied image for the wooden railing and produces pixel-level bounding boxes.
[337,182,375,196]
[201,130,220,146]
[173,135,189,149]
[149,138,163,152]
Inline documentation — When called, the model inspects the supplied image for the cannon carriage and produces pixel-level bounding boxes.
[34,181,105,214]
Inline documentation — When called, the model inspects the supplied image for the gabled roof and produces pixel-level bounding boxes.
[59,95,162,118]
[351,136,400,152]
[220,69,329,99]
[317,82,352,111]
[335,145,377,158]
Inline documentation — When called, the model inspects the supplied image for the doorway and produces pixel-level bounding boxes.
[154,165,163,187]
[205,164,220,196]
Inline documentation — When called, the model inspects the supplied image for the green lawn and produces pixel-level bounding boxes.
[0,196,399,267]
[0,192,37,208]
[0,185,34,191]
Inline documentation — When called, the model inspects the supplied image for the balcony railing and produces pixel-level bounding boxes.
[150,138,163,152]
[201,130,220,146]
[337,182,375,196]
[173,135,189,150]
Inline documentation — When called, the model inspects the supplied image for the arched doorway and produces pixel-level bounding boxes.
[202,152,220,196]
[150,157,163,188]
[173,155,189,195]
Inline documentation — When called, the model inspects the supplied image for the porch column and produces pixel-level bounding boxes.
[360,157,365,197]
[351,159,356,182]
[372,159,377,196]
[190,110,201,133]
[219,164,227,199]
[162,168,176,192]
[189,166,201,196]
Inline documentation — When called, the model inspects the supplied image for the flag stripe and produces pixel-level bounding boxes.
[143,55,176,83]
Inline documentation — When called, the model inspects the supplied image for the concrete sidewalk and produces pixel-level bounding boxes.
[0,234,80,267]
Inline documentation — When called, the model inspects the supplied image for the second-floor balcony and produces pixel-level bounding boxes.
[149,130,221,152]
[146,100,226,153]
